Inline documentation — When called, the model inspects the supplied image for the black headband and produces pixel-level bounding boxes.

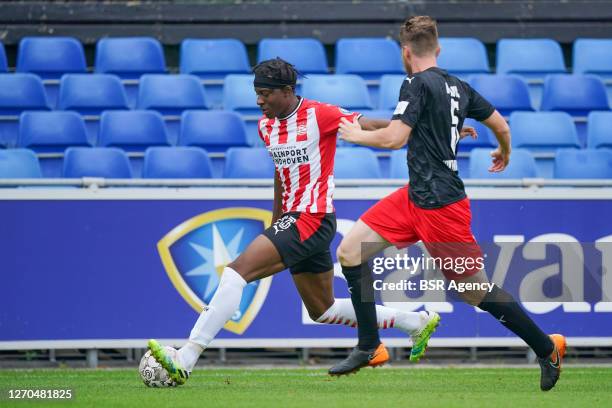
[253,74,296,89]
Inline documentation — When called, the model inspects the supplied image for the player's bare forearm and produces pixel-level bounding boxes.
[339,118,411,149]
[272,171,283,223]
[345,127,390,148]
[358,116,391,131]
[483,110,511,152]
[345,127,402,149]
[482,110,511,172]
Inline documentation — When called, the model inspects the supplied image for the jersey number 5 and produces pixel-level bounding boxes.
[446,82,460,155]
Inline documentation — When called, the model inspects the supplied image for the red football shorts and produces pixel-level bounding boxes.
[361,185,483,280]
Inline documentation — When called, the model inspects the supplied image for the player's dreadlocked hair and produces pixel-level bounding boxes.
[253,57,300,90]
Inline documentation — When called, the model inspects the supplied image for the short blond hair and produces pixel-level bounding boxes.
[399,15,439,57]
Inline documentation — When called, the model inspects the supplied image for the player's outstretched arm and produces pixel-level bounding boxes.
[339,117,412,149]
[358,116,390,131]
[482,110,512,172]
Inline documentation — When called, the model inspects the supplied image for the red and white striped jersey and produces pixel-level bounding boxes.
[258,97,360,214]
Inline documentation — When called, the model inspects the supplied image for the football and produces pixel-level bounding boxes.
[138,347,178,387]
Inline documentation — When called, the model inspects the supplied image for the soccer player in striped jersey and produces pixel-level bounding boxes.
[328,16,566,391]
[148,58,443,384]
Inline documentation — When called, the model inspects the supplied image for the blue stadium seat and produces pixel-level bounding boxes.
[179,110,248,152]
[137,74,208,115]
[180,38,250,76]
[574,39,612,103]
[554,149,612,179]
[0,43,7,72]
[223,74,259,114]
[19,111,89,151]
[587,111,612,149]
[540,74,609,116]
[95,37,166,108]
[58,74,128,115]
[224,148,274,178]
[258,38,328,74]
[302,75,372,110]
[510,112,580,177]
[378,75,406,110]
[63,147,132,178]
[0,149,42,178]
[335,147,381,178]
[99,110,169,177]
[540,74,610,145]
[95,37,166,78]
[438,38,489,79]
[496,39,566,108]
[510,112,580,151]
[0,73,49,115]
[335,38,403,78]
[335,38,403,103]
[469,148,537,179]
[17,37,86,108]
[469,75,533,116]
[99,110,169,150]
[180,39,250,109]
[573,39,612,76]
[58,74,128,143]
[389,149,408,179]
[17,37,86,79]
[497,39,566,76]
[143,147,213,179]
[137,74,207,143]
[0,73,49,147]
[19,111,90,177]
[223,75,261,145]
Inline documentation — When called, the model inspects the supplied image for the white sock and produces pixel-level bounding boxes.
[179,267,246,371]
[177,341,203,370]
[316,298,427,335]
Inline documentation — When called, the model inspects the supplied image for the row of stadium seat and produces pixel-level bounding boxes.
[3,109,612,178]
[2,36,610,81]
[11,109,612,149]
[0,72,610,146]
[0,68,609,113]
[9,109,612,150]
[1,37,612,108]
[2,147,611,180]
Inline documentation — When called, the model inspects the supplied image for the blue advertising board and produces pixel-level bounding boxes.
[0,187,611,349]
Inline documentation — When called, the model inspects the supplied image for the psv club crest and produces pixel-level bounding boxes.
[157,208,273,334]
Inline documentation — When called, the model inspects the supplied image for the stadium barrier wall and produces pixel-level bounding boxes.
[1,182,611,350]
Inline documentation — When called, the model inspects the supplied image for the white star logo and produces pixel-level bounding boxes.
[184,224,244,300]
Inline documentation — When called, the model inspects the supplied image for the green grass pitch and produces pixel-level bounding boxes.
[1,367,611,407]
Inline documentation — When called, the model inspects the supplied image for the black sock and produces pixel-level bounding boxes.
[478,285,554,358]
[342,263,380,351]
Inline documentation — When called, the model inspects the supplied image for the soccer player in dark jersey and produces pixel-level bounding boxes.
[147,58,442,385]
[328,16,566,391]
